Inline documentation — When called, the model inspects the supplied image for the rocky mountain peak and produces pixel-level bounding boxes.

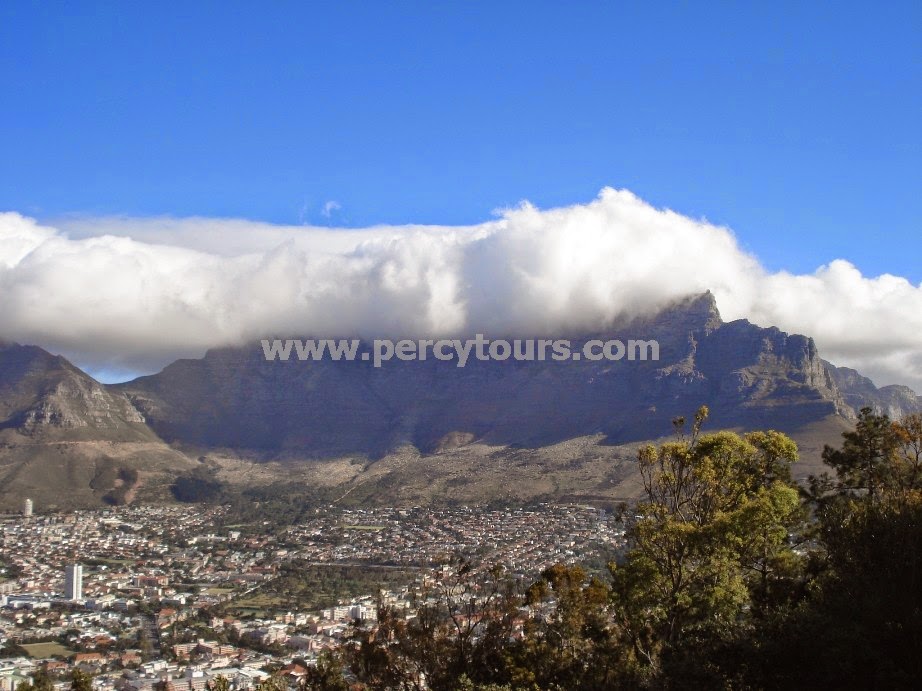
[0,342,149,439]
[639,290,722,338]
[824,361,922,420]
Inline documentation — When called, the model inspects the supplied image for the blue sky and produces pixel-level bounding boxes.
[2,1,919,282]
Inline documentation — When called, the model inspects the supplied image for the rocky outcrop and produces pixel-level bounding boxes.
[825,362,922,419]
[0,342,150,439]
[0,342,194,510]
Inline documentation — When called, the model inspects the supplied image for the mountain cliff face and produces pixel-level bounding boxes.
[118,292,866,458]
[0,292,917,508]
[0,342,151,441]
[824,362,922,419]
[0,342,194,510]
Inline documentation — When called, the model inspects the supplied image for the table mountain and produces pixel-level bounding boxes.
[117,292,861,457]
[1,292,918,508]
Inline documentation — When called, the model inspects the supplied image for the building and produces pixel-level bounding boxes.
[64,563,83,600]
[22,498,32,517]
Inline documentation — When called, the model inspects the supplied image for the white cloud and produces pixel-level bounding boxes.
[321,200,342,218]
[1,190,921,392]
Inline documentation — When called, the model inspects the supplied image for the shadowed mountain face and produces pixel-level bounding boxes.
[116,292,906,458]
[824,362,922,419]
[1,293,918,508]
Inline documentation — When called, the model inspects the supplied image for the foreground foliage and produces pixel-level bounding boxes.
[299,409,922,688]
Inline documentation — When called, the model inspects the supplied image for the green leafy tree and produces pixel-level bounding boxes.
[509,563,629,690]
[609,407,803,681]
[0,642,28,658]
[821,406,897,501]
[70,669,93,691]
[300,651,349,690]
[347,602,423,689]
[30,669,54,691]
[891,412,922,492]
[454,677,513,691]
[346,561,521,690]
[255,673,288,691]
[745,408,922,687]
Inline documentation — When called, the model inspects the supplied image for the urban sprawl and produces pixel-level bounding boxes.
[0,502,624,691]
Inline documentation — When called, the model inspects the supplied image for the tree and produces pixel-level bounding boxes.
[609,407,803,680]
[300,652,349,690]
[821,406,897,501]
[746,408,922,687]
[508,563,629,690]
[70,669,93,691]
[30,669,54,691]
[0,641,28,658]
[346,600,427,690]
[454,677,512,691]
[892,412,922,492]
[345,560,522,690]
[255,673,287,691]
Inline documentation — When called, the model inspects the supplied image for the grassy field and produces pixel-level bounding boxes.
[230,592,287,616]
[224,563,422,616]
[86,557,134,567]
[21,642,72,659]
[233,593,285,607]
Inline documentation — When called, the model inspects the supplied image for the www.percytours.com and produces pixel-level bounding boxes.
[261,335,660,368]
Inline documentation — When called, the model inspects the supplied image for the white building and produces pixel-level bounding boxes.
[64,563,83,601]
[22,499,32,517]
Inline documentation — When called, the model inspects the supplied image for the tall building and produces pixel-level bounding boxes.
[22,498,33,517]
[64,564,83,601]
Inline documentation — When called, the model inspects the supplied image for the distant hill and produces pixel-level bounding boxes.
[1,292,919,509]
[0,341,195,510]
[824,361,922,419]
[0,341,151,441]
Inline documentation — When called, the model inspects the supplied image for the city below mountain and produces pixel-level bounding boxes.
[1,291,919,510]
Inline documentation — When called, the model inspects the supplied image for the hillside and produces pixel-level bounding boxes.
[0,341,196,510]
[0,292,918,509]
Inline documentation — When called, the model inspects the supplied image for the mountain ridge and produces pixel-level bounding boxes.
[0,291,918,509]
[0,341,196,509]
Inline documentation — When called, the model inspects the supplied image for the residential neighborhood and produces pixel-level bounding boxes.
[0,503,624,690]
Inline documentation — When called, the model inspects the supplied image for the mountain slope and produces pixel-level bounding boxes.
[119,292,854,457]
[824,362,922,419]
[0,341,153,441]
[116,292,902,493]
[2,292,918,509]
[0,341,195,510]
